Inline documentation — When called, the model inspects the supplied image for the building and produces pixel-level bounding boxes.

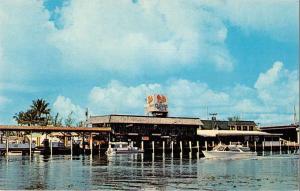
[259,124,299,143]
[200,119,257,131]
[88,115,202,143]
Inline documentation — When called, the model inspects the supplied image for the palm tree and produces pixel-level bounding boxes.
[30,98,51,125]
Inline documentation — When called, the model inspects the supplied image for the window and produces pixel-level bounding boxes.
[237,126,241,130]
[243,126,247,131]
[249,126,254,131]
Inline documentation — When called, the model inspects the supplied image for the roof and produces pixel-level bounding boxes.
[88,114,203,126]
[201,120,256,130]
[197,130,281,137]
[0,125,111,132]
[259,124,299,131]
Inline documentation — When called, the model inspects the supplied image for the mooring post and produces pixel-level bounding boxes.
[29,131,32,157]
[162,141,165,153]
[171,141,174,157]
[6,131,8,156]
[99,143,101,155]
[212,141,215,147]
[254,141,257,152]
[82,133,85,155]
[197,141,199,153]
[70,136,73,156]
[229,141,232,145]
[247,141,249,148]
[90,133,93,155]
[50,138,53,156]
[205,141,208,151]
[262,138,265,156]
[180,141,182,153]
[152,141,155,153]
[279,139,282,155]
[270,139,273,155]
[141,141,144,151]
[189,141,192,152]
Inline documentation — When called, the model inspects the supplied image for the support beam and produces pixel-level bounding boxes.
[180,141,182,153]
[90,133,93,155]
[29,131,32,157]
[70,136,73,156]
[152,141,155,153]
[50,139,53,156]
[171,141,174,157]
[141,141,144,151]
[6,131,8,156]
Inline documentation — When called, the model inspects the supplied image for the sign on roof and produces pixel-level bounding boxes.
[146,94,168,113]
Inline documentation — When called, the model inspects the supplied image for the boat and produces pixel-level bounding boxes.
[105,142,144,155]
[202,144,256,159]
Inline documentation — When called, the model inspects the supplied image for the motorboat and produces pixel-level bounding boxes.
[105,142,144,155]
[202,144,256,159]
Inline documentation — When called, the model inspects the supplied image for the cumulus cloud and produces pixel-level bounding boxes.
[205,0,299,42]
[86,61,298,125]
[50,0,234,74]
[53,95,86,122]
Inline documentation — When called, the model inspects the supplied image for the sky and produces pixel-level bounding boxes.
[0,0,299,126]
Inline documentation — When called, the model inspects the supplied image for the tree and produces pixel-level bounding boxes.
[64,111,75,127]
[13,98,51,126]
[50,113,63,127]
[228,116,240,122]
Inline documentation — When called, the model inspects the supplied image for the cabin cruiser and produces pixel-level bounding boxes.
[203,144,256,159]
[105,142,144,155]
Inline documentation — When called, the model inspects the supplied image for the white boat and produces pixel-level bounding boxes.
[105,142,144,155]
[203,144,256,159]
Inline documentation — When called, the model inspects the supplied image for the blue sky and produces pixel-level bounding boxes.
[0,0,299,125]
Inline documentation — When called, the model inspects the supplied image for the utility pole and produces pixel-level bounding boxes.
[209,113,218,130]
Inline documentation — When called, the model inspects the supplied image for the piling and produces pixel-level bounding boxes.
[246,141,249,148]
[162,141,165,153]
[6,131,8,156]
[254,141,257,152]
[50,139,53,156]
[152,141,155,153]
[171,141,174,158]
[141,141,144,151]
[205,141,208,151]
[29,131,32,157]
[189,141,192,152]
[212,141,215,147]
[196,141,199,153]
[279,140,282,155]
[70,136,73,156]
[180,141,182,153]
[90,133,93,155]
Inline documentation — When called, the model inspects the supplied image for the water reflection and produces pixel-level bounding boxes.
[0,153,299,190]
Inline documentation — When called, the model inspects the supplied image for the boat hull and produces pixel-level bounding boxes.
[203,151,256,159]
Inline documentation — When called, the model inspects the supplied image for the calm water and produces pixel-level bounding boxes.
[0,153,299,190]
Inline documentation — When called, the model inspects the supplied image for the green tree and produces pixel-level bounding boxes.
[64,111,75,127]
[228,116,240,122]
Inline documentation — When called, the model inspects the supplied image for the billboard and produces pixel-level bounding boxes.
[146,94,168,113]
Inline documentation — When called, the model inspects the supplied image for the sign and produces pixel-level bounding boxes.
[146,94,168,113]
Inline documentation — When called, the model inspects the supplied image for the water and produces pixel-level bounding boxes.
[0,153,299,190]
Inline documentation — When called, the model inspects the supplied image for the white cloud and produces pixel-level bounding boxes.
[205,0,299,42]
[50,0,234,74]
[0,95,10,106]
[53,95,86,122]
[86,61,298,125]
[0,0,58,83]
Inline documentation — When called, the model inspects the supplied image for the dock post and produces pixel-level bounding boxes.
[212,141,215,147]
[197,141,199,153]
[279,140,282,155]
[90,133,93,155]
[247,141,249,148]
[152,141,155,153]
[82,133,85,155]
[70,136,73,156]
[205,141,208,151]
[99,143,101,155]
[162,141,165,153]
[6,131,8,156]
[141,141,144,151]
[171,141,174,157]
[229,141,232,145]
[29,131,32,157]
[254,141,257,152]
[50,139,53,156]
[270,140,273,155]
[180,141,182,153]
[189,141,192,152]
[262,139,265,156]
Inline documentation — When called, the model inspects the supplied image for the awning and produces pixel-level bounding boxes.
[197,130,282,137]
